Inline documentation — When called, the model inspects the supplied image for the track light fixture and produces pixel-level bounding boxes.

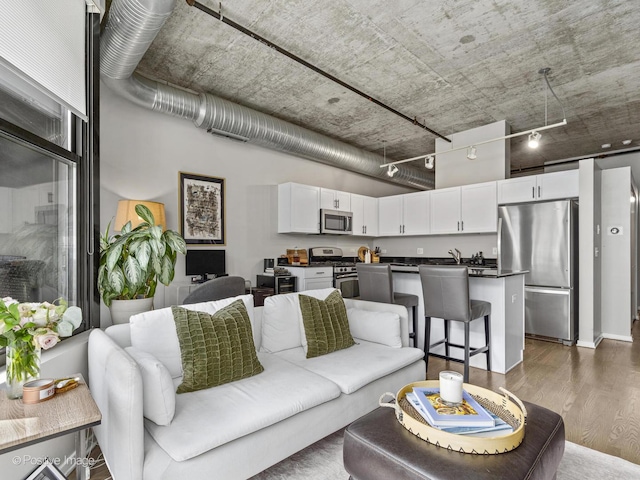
[466,146,477,160]
[528,131,541,148]
[386,164,399,177]
[424,155,434,169]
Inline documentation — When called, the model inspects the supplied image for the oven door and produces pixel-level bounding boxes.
[335,273,359,298]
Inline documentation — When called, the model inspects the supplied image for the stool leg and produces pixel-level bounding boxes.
[484,314,491,372]
[424,316,431,375]
[444,319,450,358]
[463,322,470,383]
[412,306,417,347]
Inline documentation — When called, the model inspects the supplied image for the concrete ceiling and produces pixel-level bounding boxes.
[134,0,640,175]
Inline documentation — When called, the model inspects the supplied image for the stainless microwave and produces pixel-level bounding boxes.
[320,209,353,235]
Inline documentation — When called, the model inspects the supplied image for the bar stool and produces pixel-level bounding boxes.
[356,264,420,347]
[418,265,491,382]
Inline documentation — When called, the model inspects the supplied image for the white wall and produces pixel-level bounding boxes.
[600,167,633,341]
[100,85,413,326]
[375,234,497,260]
[578,159,602,348]
[435,120,510,188]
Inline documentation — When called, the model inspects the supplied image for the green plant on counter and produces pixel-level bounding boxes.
[98,203,187,307]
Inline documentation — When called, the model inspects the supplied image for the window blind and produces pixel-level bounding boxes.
[0,0,87,119]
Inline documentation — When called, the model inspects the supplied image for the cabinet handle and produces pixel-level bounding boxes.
[316,271,326,275]
[538,186,541,198]
[457,221,460,231]
[400,225,402,234]
[364,225,367,234]
[461,220,464,231]
[532,186,535,199]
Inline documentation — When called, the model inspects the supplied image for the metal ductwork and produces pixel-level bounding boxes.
[100,0,434,189]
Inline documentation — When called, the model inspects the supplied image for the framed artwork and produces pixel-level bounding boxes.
[179,172,226,245]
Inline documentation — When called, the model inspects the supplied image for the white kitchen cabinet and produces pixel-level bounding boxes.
[278,183,320,234]
[378,191,430,236]
[497,170,579,204]
[351,194,378,237]
[430,182,497,234]
[460,181,498,233]
[320,188,350,211]
[288,266,334,291]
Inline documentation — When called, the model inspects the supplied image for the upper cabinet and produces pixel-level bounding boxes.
[278,182,320,234]
[351,194,378,237]
[320,188,350,211]
[497,170,579,204]
[430,182,497,234]
[378,191,430,236]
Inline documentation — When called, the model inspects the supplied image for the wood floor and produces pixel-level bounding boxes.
[74,322,640,479]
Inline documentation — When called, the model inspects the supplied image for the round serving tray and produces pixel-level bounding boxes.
[380,380,527,455]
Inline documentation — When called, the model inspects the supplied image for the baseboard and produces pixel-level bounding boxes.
[601,333,633,342]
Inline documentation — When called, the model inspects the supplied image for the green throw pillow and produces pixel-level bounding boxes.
[299,290,355,358]
[171,300,264,394]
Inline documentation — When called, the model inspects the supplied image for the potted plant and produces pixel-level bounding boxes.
[98,203,187,324]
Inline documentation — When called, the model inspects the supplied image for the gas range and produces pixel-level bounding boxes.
[308,247,358,274]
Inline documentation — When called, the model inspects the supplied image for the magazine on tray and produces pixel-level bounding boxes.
[410,388,495,428]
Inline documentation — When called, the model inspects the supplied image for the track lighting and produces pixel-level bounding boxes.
[386,164,399,177]
[528,131,541,148]
[424,155,434,169]
[466,146,477,160]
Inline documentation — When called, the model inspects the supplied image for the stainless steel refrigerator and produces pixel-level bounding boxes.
[498,200,578,345]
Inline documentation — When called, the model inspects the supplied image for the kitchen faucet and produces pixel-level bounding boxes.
[448,248,462,264]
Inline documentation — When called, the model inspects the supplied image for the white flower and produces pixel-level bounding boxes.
[31,304,60,326]
[2,297,18,306]
[33,329,60,350]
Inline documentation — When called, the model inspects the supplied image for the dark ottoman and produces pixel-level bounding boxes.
[344,402,564,480]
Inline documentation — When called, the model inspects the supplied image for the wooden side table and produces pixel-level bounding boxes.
[0,374,101,480]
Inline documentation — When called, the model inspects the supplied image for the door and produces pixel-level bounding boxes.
[378,196,402,236]
[497,176,537,204]
[461,182,497,233]
[525,287,573,342]
[430,187,460,234]
[351,194,365,235]
[499,201,571,287]
[363,196,378,236]
[403,191,430,235]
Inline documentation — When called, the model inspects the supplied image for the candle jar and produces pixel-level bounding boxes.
[439,370,463,407]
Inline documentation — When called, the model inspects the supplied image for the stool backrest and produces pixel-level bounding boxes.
[356,264,393,303]
[418,265,471,321]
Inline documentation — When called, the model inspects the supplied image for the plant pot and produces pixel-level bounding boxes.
[109,297,154,325]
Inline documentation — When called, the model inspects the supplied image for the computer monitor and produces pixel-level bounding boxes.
[186,249,226,283]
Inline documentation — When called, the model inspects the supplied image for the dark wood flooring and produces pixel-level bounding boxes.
[75,321,640,479]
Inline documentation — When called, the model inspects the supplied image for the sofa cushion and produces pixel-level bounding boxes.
[172,300,264,394]
[299,290,355,358]
[260,288,337,353]
[144,352,342,462]
[125,346,175,426]
[130,294,254,378]
[347,308,402,348]
[275,341,424,394]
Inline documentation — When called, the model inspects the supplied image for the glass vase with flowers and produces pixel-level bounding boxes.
[0,297,82,399]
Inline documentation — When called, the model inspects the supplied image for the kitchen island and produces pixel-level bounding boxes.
[390,265,527,375]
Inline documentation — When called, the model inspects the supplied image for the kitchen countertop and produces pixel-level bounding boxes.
[387,263,528,278]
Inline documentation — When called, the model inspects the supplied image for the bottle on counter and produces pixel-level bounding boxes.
[364,250,371,263]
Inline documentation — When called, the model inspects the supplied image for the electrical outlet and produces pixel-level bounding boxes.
[381,249,387,254]
[492,247,498,255]
[511,294,517,303]
[417,248,424,254]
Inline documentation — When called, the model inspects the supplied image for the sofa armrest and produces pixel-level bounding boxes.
[343,299,411,347]
[88,329,144,480]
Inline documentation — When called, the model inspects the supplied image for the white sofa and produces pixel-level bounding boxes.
[88,289,425,480]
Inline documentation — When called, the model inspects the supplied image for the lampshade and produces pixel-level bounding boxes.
[114,200,166,231]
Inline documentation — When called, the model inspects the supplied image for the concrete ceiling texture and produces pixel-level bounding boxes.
[135,0,640,176]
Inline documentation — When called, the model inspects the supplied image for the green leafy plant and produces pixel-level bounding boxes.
[98,203,187,307]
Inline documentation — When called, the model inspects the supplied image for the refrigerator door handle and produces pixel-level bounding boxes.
[497,217,502,273]
[525,286,571,295]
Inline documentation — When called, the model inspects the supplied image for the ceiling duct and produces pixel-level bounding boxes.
[100,0,434,189]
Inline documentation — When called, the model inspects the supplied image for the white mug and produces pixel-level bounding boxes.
[439,370,463,406]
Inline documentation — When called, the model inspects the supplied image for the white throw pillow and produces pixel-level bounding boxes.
[347,308,402,348]
[130,294,255,378]
[261,288,337,353]
[125,346,175,426]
